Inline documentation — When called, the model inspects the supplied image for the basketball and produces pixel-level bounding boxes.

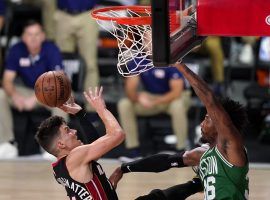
[34,71,71,107]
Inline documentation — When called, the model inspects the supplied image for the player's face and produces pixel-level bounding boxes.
[58,124,83,150]
[200,114,217,144]
[22,24,45,52]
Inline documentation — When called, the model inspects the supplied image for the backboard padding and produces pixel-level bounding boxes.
[197,0,270,36]
[152,0,205,66]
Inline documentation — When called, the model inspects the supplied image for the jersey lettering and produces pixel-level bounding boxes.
[56,177,93,200]
[200,155,218,179]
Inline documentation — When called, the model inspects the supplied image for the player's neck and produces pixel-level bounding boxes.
[209,142,217,148]
[57,151,69,160]
[28,47,41,57]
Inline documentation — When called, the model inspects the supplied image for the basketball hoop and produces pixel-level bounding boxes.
[91,6,153,76]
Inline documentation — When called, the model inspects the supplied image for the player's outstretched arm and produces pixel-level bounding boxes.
[109,146,207,189]
[174,63,246,167]
[69,87,125,164]
[109,153,187,190]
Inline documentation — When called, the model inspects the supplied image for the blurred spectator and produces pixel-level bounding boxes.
[118,59,191,158]
[0,0,17,159]
[0,0,5,78]
[19,0,56,40]
[0,89,17,158]
[54,0,99,111]
[1,20,66,157]
[258,37,270,63]
[238,36,258,65]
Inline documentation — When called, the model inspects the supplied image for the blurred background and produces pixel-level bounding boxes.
[0,0,268,165]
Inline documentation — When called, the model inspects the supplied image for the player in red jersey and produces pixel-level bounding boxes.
[36,87,125,200]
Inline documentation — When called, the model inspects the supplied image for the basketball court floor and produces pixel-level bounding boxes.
[0,0,268,199]
[0,158,269,199]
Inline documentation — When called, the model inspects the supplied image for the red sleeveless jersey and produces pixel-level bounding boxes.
[52,157,118,200]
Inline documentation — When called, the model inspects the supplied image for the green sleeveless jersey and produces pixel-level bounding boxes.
[199,146,249,200]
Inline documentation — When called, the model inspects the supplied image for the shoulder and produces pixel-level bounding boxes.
[166,67,184,79]
[184,145,209,160]
[42,41,60,51]
[66,146,93,167]
[6,42,26,64]
[8,41,26,53]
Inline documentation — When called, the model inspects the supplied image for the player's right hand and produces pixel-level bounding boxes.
[58,95,82,115]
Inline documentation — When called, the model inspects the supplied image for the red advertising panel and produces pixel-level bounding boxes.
[197,0,270,36]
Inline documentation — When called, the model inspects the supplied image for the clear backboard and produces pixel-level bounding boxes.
[151,0,206,66]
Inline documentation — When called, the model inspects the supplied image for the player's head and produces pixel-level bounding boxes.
[200,97,248,144]
[35,116,82,157]
[22,20,45,52]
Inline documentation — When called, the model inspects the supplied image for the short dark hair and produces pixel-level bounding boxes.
[220,97,249,133]
[35,116,66,156]
[22,19,43,33]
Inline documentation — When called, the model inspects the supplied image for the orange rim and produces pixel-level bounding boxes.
[91,5,152,25]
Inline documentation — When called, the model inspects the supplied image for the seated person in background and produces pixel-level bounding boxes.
[0,0,5,76]
[118,59,191,157]
[0,0,17,159]
[18,0,56,40]
[238,36,258,65]
[1,20,66,156]
[36,87,125,199]
[0,89,17,158]
[3,19,66,117]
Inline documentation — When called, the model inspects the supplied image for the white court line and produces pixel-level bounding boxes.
[249,163,270,170]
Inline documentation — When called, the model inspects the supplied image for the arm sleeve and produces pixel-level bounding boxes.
[75,109,100,143]
[136,177,203,200]
[162,177,203,199]
[121,151,186,173]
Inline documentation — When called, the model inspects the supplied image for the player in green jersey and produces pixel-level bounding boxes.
[174,62,249,200]
[109,62,249,200]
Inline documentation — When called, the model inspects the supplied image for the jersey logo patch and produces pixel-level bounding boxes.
[19,58,31,67]
[154,69,165,79]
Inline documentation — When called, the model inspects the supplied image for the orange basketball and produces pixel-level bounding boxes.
[34,71,71,107]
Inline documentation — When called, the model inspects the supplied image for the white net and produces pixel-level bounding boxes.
[93,7,153,76]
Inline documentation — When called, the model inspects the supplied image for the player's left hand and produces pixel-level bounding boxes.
[84,86,106,113]
[109,167,123,189]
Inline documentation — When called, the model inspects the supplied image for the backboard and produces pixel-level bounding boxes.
[151,0,205,66]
